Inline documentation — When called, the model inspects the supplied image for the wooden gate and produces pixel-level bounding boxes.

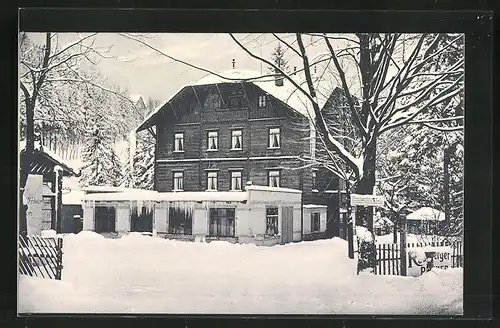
[281,206,294,244]
[18,234,63,280]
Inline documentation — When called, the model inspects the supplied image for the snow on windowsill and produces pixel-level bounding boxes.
[230,148,243,151]
[172,150,185,153]
[206,149,219,152]
[267,147,281,150]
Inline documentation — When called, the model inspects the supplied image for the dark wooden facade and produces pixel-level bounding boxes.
[149,82,314,196]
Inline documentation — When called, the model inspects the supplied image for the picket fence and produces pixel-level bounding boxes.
[375,240,463,276]
[18,234,64,280]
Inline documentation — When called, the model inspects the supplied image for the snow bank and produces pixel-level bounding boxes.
[40,230,57,238]
[18,234,462,315]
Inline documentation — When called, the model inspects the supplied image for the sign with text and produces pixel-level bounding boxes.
[23,174,44,236]
[407,246,452,277]
[350,194,385,207]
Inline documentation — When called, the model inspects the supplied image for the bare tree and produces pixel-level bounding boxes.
[18,32,149,234]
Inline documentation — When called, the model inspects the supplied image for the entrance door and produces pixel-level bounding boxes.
[281,206,294,244]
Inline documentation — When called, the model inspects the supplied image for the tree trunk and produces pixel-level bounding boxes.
[354,140,377,272]
[20,101,35,235]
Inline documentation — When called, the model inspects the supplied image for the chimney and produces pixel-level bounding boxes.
[274,68,284,87]
[293,66,297,74]
[232,58,236,69]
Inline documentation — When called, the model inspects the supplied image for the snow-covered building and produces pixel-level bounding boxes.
[80,184,325,246]
[406,207,445,235]
[131,66,343,241]
[19,141,80,233]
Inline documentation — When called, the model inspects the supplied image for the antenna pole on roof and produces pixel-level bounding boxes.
[232,58,235,69]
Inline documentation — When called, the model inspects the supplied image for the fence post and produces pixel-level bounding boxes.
[56,238,63,280]
[399,214,407,276]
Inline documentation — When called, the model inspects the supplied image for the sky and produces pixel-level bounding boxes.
[26,33,341,104]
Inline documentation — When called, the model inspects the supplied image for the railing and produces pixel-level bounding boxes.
[18,234,63,280]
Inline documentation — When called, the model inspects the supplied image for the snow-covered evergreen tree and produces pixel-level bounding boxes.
[120,97,159,190]
[80,126,122,187]
[268,43,290,74]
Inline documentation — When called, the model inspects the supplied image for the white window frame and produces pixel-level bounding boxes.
[207,131,219,151]
[268,127,281,149]
[173,171,184,191]
[207,171,218,191]
[231,129,243,150]
[173,132,184,152]
[230,171,242,191]
[268,170,280,188]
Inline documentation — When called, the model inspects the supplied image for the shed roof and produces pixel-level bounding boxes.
[19,141,79,177]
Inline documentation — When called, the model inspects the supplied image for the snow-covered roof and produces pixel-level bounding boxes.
[82,189,247,203]
[19,141,79,176]
[135,68,336,132]
[407,207,445,221]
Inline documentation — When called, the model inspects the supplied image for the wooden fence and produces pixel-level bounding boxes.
[18,234,63,280]
[375,240,463,276]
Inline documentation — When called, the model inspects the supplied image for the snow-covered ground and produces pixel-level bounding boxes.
[18,232,463,315]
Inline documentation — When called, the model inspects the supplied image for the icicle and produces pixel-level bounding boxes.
[136,199,143,215]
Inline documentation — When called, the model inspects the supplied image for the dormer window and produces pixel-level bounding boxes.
[258,95,267,108]
[229,96,243,110]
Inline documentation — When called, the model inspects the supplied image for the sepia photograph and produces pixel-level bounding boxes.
[18,31,464,315]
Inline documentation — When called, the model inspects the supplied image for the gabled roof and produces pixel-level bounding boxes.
[136,68,337,132]
[19,141,79,176]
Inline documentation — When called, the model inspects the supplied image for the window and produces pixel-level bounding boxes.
[258,95,267,108]
[266,207,279,236]
[311,212,320,232]
[173,171,184,191]
[312,171,317,189]
[207,131,218,150]
[174,133,184,152]
[131,207,153,232]
[231,129,242,150]
[268,170,280,188]
[230,171,242,191]
[268,127,281,148]
[94,206,115,233]
[207,171,218,191]
[209,208,235,237]
[168,207,192,235]
[229,96,243,109]
[212,94,221,110]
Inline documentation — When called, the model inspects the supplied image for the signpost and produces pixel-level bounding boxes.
[23,174,43,236]
[350,194,385,207]
[349,193,385,273]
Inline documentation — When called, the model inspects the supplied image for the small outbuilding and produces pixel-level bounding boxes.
[81,184,322,246]
[406,207,445,235]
